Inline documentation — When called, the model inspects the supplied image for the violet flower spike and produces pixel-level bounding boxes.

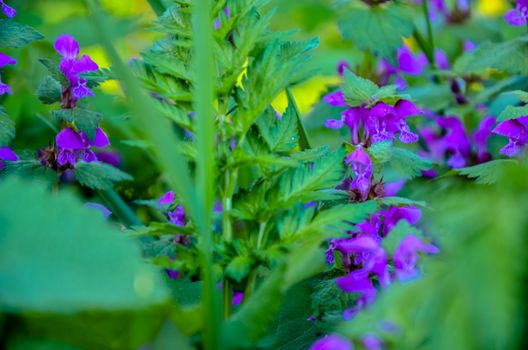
[54,34,99,100]
[168,205,186,226]
[473,116,496,163]
[505,0,528,27]
[159,191,175,205]
[0,0,16,18]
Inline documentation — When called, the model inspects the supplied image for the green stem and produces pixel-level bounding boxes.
[193,0,221,348]
[256,221,268,251]
[97,189,141,227]
[421,0,436,69]
[222,279,233,319]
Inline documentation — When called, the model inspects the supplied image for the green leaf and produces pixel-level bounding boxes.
[37,76,62,104]
[457,159,518,185]
[293,201,379,238]
[39,58,68,85]
[275,148,346,206]
[0,106,15,145]
[342,70,379,107]
[497,105,528,122]
[51,108,103,140]
[378,196,428,208]
[0,19,43,48]
[257,105,299,153]
[223,266,286,349]
[225,256,253,283]
[454,37,528,75]
[74,161,133,190]
[506,90,528,103]
[0,177,169,313]
[338,5,413,61]
[381,220,423,255]
[0,159,57,184]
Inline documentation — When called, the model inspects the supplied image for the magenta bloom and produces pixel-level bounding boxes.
[214,7,231,29]
[0,0,15,18]
[493,116,528,157]
[394,235,439,281]
[363,335,383,350]
[232,291,244,306]
[505,0,528,26]
[54,34,99,100]
[337,60,351,77]
[345,147,373,201]
[0,146,18,169]
[310,335,353,350]
[168,205,186,226]
[159,191,175,205]
[380,206,422,237]
[397,45,428,76]
[324,90,346,107]
[56,127,110,166]
[0,52,16,95]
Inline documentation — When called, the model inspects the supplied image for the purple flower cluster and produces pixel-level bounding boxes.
[326,206,438,318]
[54,34,98,107]
[420,115,495,169]
[310,333,384,350]
[0,145,18,169]
[55,127,110,167]
[324,96,422,146]
[505,0,528,26]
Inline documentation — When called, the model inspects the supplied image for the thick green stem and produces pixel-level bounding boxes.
[97,189,141,227]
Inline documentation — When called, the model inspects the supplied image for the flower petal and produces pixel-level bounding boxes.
[56,128,85,149]
[54,34,80,60]
[0,146,18,161]
[0,52,16,67]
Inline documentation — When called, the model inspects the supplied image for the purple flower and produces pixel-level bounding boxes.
[422,117,471,168]
[165,269,179,279]
[54,34,99,100]
[336,271,377,305]
[0,146,18,169]
[324,90,346,107]
[493,116,528,156]
[505,0,528,26]
[159,191,175,205]
[383,180,405,197]
[337,60,351,77]
[0,0,15,18]
[380,206,421,237]
[85,202,112,218]
[394,235,439,281]
[397,45,428,76]
[214,7,231,29]
[363,335,383,350]
[310,335,353,350]
[473,116,496,163]
[434,49,450,70]
[168,205,186,226]
[345,147,373,201]
[55,127,110,166]
[0,52,16,95]
[232,291,244,306]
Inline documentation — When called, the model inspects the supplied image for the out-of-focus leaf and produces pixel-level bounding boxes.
[457,159,518,185]
[74,161,133,190]
[0,19,43,48]
[225,255,254,283]
[0,177,170,313]
[36,76,62,105]
[0,106,15,145]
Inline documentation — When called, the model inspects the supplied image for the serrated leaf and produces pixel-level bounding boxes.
[454,37,528,75]
[0,19,43,48]
[497,105,528,122]
[51,108,102,140]
[342,70,379,107]
[0,106,15,145]
[37,76,62,104]
[378,196,428,208]
[39,58,68,85]
[225,255,253,283]
[457,159,518,185]
[0,177,169,313]
[275,148,346,206]
[382,220,423,255]
[257,105,299,153]
[74,161,133,190]
[338,5,413,61]
[293,201,379,239]
[0,159,57,184]
[390,147,431,179]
